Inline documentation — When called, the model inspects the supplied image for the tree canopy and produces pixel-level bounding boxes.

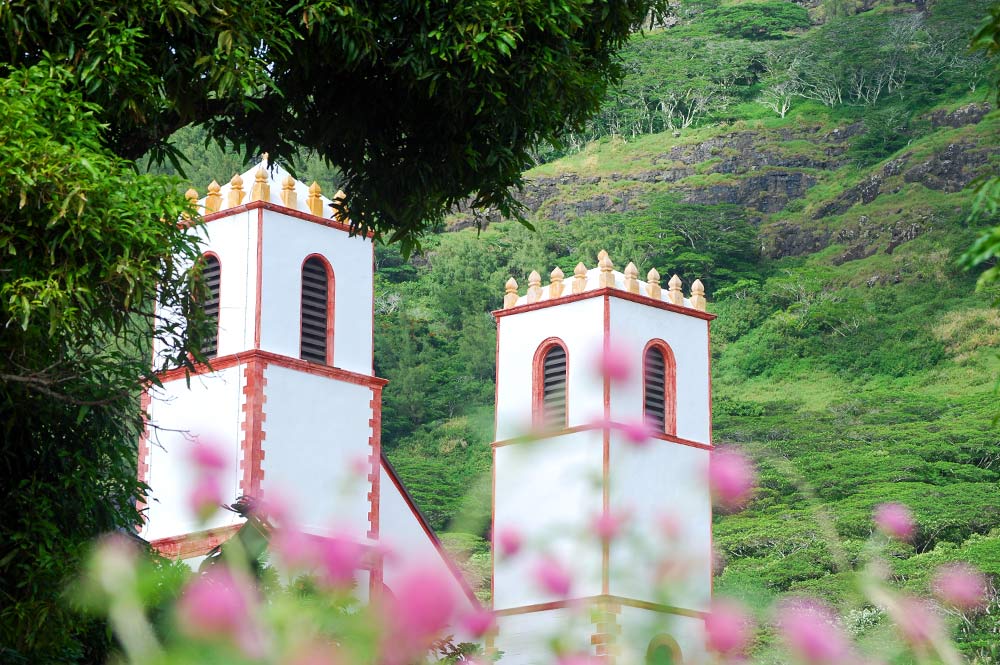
[0,0,669,254]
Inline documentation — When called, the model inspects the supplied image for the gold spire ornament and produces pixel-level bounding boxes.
[624,262,640,294]
[690,279,707,311]
[280,175,297,209]
[667,274,684,306]
[183,188,198,220]
[227,174,245,208]
[307,181,324,217]
[572,262,588,294]
[647,268,661,299]
[503,277,519,309]
[250,166,270,202]
[549,266,565,299]
[205,180,222,213]
[599,252,615,288]
[527,270,543,303]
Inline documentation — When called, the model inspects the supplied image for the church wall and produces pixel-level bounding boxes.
[142,365,246,541]
[260,364,374,539]
[258,209,373,376]
[606,298,710,444]
[493,429,604,610]
[495,297,605,441]
[607,431,711,610]
[494,608,592,665]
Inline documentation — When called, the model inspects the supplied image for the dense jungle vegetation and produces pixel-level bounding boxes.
[154,0,1000,658]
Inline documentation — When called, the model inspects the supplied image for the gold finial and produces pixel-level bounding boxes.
[205,180,222,213]
[598,249,609,263]
[503,277,519,309]
[250,166,270,202]
[549,266,565,299]
[183,188,198,220]
[647,268,661,299]
[690,279,707,311]
[667,274,684,306]
[280,174,297,209]
[332,189,348,223]
[599,252,615,289]
[307,181,324,217]
[527,270,543,303]
[572,262,588,294]
[624,262,640,294]
[227,173,244,208]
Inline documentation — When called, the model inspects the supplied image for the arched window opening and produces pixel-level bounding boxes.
[534,341,568,430]
[300,256,332,364]
[643,342,676,435]
[645,634,682,665]
[199,254,221,358]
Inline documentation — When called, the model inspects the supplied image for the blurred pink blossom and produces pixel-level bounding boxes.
[873,503,915,542]
[384,566,457,652]
[460,607,497,638]
[932,563,988,611]
[556,654,603,665]
[709,449,755,510]
[272,527,319,570]
[350,454,371,479]
[776,600,853,664]
[599,343,631,382]
[318,535,364,588]
[190,441,227,471]
[658,514,682,540]
[534,557,572,597]
[705,599,755,657]
[92,533,138,595]
[618,420,653,446]
[497,526,523,558]
[176,568,261,656]
[591,509,629,542]
[890,596,942,648]
[188,474,223,522]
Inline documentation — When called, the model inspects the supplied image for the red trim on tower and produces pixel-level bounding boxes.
[299,253,336,365]
[367,387,382,540]
[531,337,569,429]
[707,319,714,599]
[240,358,267,497]
[136,389,152,523]
[642,339,678,436]
[490,444,497,610]
[493,594,707,619]
[602,295,611,596]
[151,523,243,560]
[591,601,622,662]
[489,424,711,450]
[198,200,375,238]
[254,208,263,349]
[493,288,715,321]
[380,454,481,606]
[155,350,387,388]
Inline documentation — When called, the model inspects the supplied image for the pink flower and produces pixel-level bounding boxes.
[776,600,853,664]
[557,654,603,665]
[497,526,522,558]
[599,343,631,382]
[873,503,915,542]
[709,449,755,511]
[460,607,497,638]
[591,509,629,542]
[618,419,653,446]
[188,474,223,522]
[658,514,682,540]
[350,454,371,479]
[319,535,364,588]
[932,563,988,611]
[189,441,227,471]
[272,527,319,570]
[534,557,572,597]
[176,568,261,656]
[384,566,457,645]
[890,596,941,648]
[91,533,138,595]
[705,599,755,656]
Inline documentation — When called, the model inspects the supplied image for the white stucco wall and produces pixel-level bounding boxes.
[260,364,373,540]
[495,297,605,441]
[606,298,710,444]
[493,430,604,610]
[607,431,711,610]
[495,608,593,665]
[258,210,373,375]
[143,366,246,541]
[378,463,477,617]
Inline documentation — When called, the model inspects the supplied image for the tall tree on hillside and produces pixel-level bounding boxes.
[0,1,668,660]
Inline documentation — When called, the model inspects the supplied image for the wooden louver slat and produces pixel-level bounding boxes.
[644,347,666,431]
[300,258,329,363]
[200,256,221,357]
[542,345,567,429]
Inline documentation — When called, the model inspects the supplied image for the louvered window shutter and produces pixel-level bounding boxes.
[200,255,221,357]
[542,345,567,429]
[644,347,667,431]
[300,258,329,363]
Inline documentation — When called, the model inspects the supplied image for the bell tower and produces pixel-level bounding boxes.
[138,158,383,562]
[491,252,714,664]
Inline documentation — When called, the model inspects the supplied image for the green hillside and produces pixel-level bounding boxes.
[369,0,1000,657]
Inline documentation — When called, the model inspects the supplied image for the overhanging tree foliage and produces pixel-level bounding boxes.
[0,0,669,254]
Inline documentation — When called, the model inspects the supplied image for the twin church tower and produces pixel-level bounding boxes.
[140,158,714,664]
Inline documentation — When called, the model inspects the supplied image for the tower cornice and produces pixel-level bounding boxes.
[492,287,716,321]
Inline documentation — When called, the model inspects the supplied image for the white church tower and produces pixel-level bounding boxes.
[137,158,476,608]
[491,253,714,664]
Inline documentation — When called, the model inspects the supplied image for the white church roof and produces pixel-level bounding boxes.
[186,156,344,221]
